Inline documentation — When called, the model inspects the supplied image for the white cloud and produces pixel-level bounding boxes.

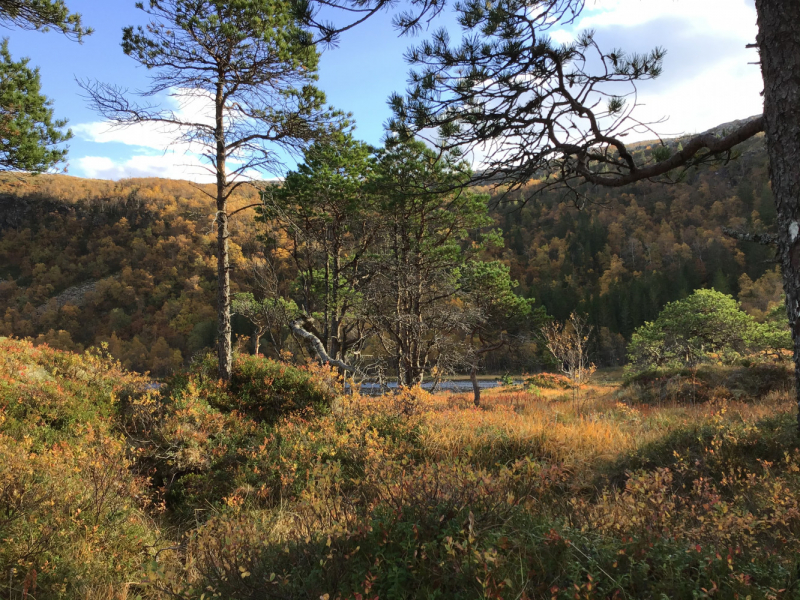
[72,121,190,153]
[633,56,763,139]
[70,3,763,180]
[579,0,756,38]
[74,153,276,183]
[71,88,289,180]
[72,88,216,153]
[75,153,215,182]
[546,0,762,141]
[548,29,574,45]
[71,87,295,180]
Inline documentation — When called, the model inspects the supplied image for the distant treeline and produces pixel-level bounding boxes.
[484,132,782,367]
[0,175,264,376]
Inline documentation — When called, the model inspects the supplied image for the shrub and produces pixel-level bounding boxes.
[0,338,157,599]
[524,372,572,389]
[628,288,792,373]
[4,338,800,600]
[620,362,793,405]
[125,376,267,519]
[132,368,423,520]
[0,338,150,445]
[168,352,338,424]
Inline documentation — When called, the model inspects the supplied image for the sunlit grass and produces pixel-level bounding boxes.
[3,339,799,599]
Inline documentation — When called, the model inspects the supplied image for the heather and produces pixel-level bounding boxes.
[1,337,798,598]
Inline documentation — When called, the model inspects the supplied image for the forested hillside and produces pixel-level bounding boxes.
[0,175,266,375]
[0,129,784,374]
[488,131,783,365]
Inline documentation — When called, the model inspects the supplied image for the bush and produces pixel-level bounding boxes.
[620,362,793,405]
[0,337,150,445]
[168,352,338,424]
[627,288,790,371]
[133,357,418,519]
[524,372,572,389]
[0,338,157,599]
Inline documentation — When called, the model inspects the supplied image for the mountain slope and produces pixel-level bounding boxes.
[0,125,783,371]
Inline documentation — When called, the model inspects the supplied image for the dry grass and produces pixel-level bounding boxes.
[410,377,796,483]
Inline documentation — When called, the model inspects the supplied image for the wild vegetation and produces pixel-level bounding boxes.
[2,0,800,597]
[0,131,787,380]
[1,337,798,599]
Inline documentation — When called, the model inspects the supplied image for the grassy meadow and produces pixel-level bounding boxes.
[1,336,799,599]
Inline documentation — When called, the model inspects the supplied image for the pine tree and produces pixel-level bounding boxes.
[82,0,344,380]
[0,39,70,172]
[264,133,377,371]
[460,259,539,406]
[365,139,494,386]
[0,1,91,172]
[0,0,90,39]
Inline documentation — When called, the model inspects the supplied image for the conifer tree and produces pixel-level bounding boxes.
[460,259,540,406]
[365,139,493,386]
[0,0,90,39]
[263,133,377,372]
[0,1,88,173]
[0,39,70,172]
[82,0,343,380]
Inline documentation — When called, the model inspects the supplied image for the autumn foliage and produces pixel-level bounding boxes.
[0,133,787,376]
[0,338,798,598]
[0,174,264,375]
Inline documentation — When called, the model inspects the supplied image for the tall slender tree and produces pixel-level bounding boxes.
[82,0,342,379]
[754,0,800,433]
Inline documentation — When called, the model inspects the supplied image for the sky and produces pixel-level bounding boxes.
[3,0,763,182]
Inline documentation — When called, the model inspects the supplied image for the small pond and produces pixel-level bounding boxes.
[354,379,517,396]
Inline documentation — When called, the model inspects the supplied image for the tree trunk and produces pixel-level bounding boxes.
[215,82,232,381]
[471,366,481,407]
[216,194,231,380]
[253,326,263,356]
[755,0,800,432]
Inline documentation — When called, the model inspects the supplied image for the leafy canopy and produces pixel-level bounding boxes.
[124,0,319,74]
[628,289,790,371]
[275,132,375,218]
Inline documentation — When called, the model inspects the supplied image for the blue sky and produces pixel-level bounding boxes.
[3,0,762,181]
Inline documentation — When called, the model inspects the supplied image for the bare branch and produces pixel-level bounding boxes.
[722,227,778,246]
[290,317,356,372]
